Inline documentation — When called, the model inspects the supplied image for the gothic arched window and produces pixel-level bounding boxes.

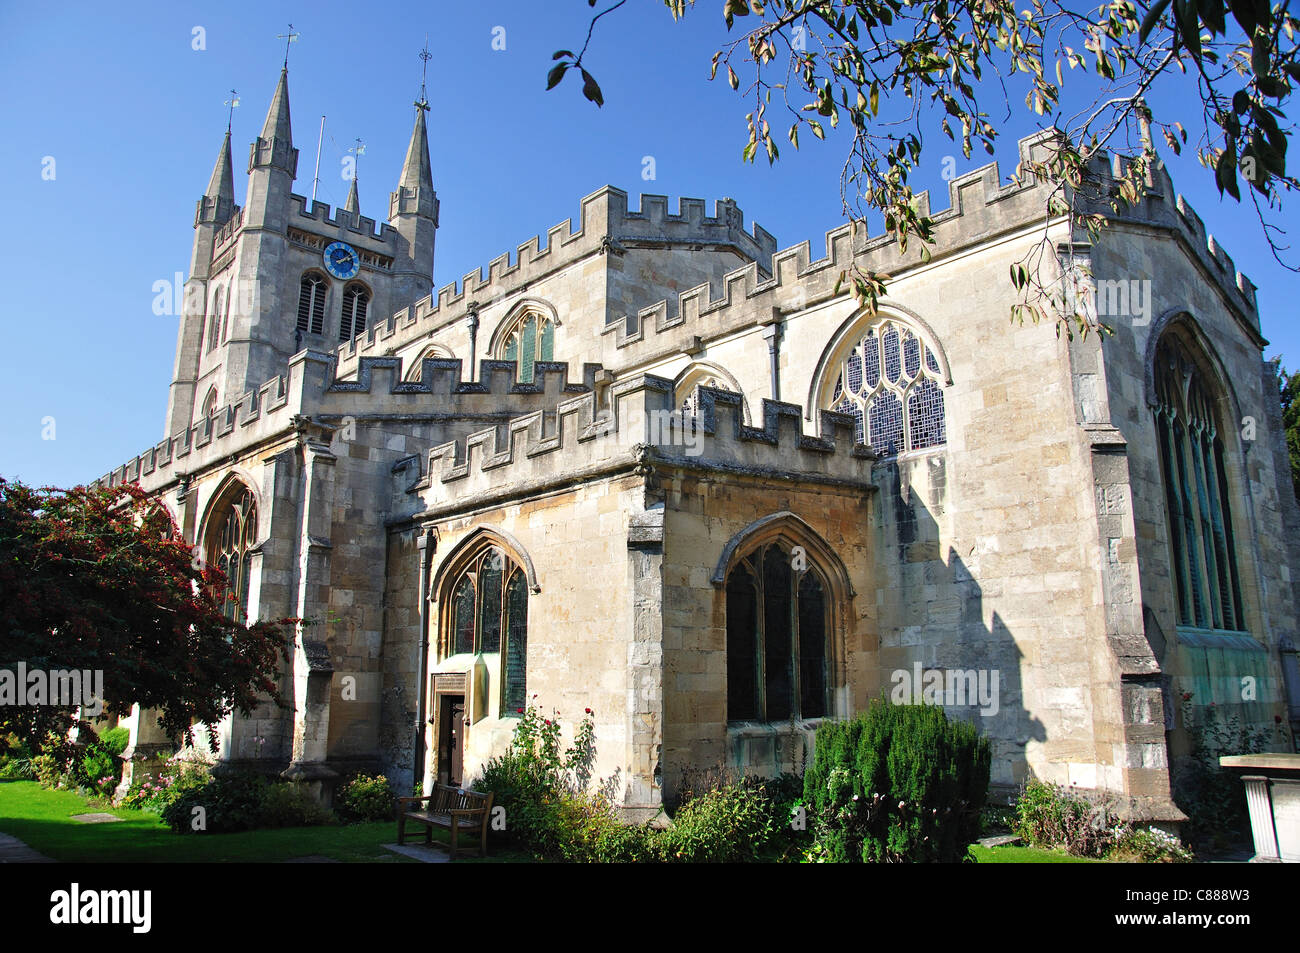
[208,486,257,623]
[826,318,946,455]
[207,287,223,352]
[296,273,327,336]
[201,387,218,421]
[726,542,828,723]
[443,546,529,715]
[1154,334,1245,632]
[340,284,370,341]
[499,311,555,384]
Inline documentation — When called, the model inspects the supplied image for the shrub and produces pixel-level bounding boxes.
[1014,778,1121,858]
[100,726,130,757]
[803,700,992,863]
[160,771,337,833]
[473,703,596,856]
[659,783,778,863]
[162,772,269,833]
[1112,826,1195,863]
[337,774,395,822]
[1014,778,1195,861]
[122,755,211,812]
[260,782,336,828]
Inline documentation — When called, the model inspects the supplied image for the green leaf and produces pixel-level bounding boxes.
[546,63,569,91]
[1139,0,1173,43]
[1174,0,1202,60]
[552,50,574,61]
[870,81,879,116]
[580,69,604,107]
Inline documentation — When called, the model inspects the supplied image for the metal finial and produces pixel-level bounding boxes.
[276,24,300,68]
[416,35,432,111]
[224,89,240,131]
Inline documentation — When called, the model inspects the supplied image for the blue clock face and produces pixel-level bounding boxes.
[324,241,360,280]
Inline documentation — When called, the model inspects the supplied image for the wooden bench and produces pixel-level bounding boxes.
[397,784,494,859]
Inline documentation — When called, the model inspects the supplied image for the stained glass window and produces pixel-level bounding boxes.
[826,317,946,455]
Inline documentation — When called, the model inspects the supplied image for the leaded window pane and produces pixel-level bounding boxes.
[478,551,504,653]
[824,320,945,455]
[798,572,827,719]
[763,546,793,722]
[210,488,256,622]
[452,577,475,656]
[504,570,528,714]
[726,544,829,724]
[1154,335,1246,633]
[868,391,904,456]
[726,563,758,721]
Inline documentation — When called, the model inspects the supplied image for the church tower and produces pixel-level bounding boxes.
[164,63,438,438]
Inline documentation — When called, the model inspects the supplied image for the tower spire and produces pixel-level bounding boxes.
[344,175,360,215]
[196,127,235,226]
[397,106,433,194]
[261,68,293,145]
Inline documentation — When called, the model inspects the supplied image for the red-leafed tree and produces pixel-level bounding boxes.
[0,478,294,754]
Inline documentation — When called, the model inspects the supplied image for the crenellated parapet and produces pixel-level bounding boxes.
[94,352,598,494]
[1073,150,1261,328]
[331,188,778,378]
[411,377,874,511]
[288,193,392,244]
[599,131,1063,347]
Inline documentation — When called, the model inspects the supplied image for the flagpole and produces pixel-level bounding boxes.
[311,114,326,203]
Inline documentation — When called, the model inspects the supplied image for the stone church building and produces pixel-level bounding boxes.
[99,66,1300,823]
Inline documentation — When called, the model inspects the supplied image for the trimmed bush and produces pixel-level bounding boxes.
[160,772,336,833]
[803,700,992,862]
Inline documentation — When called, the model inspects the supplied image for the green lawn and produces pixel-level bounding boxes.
[2,780,1102,864]
[968,843,1102,863]
[0,780,524,863]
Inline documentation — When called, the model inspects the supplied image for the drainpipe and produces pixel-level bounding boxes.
[467,305,480,382]
[412,526,437,792]
[762,311,783,401]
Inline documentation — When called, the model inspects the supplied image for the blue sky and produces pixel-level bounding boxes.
[1,0,1295,489]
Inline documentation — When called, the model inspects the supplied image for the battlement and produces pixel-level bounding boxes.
[598,131,1260,346]
[94,351,598,494]
[331,187,777,378]
[289,194,391,243]
[611,192,778,269]
[1073,149,1260,327]
[599,132,1061,346]
[412,377,874,510]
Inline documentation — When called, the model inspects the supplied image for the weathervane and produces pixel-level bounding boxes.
[348,137,366,178]
[224,89,240,131]
[416,36,432,111]
[276,24,300,68]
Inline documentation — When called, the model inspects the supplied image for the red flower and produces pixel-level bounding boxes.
[1276,715,1284,724]
[544,719,552,726]
[584,707,592,715]
[516,708,524,714]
